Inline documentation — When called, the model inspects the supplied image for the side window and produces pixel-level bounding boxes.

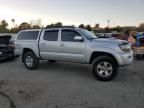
[44,30,59,41]
[17,31,39,40]
[61,29,83,42]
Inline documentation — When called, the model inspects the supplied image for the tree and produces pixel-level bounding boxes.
[137,23,144,32]
[11,18,15,27]
[94,23,100,29]
[85,25,92,31]
[32,25,41,29]
[110,26,123,32]
[116,26,122,32]
[46,22,63,28]
[104,27,110,33]
[55,22,62,26]
[46,23,55,28]
[1,20,8,29]
[18,22,31,30]
[93,23,101,33]
[79,24,85,28]
[10,28,19,33]
[0,20,9,32]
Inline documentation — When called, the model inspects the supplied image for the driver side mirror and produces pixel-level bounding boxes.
[74,36,84,42]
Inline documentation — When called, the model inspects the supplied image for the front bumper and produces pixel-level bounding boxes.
[0,52,14,61]
[114,51,133,66]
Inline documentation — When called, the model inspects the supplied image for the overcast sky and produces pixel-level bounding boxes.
[0,0,144,27]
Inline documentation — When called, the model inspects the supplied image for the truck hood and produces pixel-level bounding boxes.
[92,38,128,45]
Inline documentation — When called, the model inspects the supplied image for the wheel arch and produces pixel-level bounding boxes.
[89,51,118,66]
[22,48,38,62]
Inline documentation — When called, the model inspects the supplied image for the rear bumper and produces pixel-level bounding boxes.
[114,51,133,66]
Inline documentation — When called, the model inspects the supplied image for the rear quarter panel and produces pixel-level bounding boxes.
[14,40,40,58]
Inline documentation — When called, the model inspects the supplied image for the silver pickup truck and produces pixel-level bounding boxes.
[14,26,133,81]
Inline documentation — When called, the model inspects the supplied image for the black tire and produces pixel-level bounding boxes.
[23,52,39,70]
[48,60,56,63]
[92,56,118,81]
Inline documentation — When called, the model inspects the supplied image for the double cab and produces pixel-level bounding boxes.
[14,26,133,81]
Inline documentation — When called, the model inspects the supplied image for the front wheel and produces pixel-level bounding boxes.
[92,56,118,81]
[23,52,39,70]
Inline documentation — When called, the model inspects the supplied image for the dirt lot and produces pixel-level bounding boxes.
[0,58,144,108]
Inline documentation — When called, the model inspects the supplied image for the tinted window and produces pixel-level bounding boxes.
[17,31,39,40]
[44,30,58,41]
[61,30,81,42]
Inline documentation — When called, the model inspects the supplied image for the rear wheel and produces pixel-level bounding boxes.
[23,52,39,69]
[92,56,118,81]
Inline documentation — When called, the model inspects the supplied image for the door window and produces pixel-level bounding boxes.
[44,30,59,41]
[61,29,83,42]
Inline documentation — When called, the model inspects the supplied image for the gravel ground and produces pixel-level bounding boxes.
[0,58,144,108]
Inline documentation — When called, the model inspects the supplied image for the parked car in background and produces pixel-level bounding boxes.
[95,33,129,41]
[95,33,112,38]
[0,43,14,61]
[110,33,129,41]
[14,27,133,81]
[0,35,16,61]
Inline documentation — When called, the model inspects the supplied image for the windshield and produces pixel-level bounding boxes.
[78,29,98,40]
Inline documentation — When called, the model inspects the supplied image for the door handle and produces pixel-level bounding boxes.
[60,43,64,47]
[41,43,46,46]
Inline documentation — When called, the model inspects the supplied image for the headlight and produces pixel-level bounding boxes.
[0,52,2,55]
[119,43,131,52]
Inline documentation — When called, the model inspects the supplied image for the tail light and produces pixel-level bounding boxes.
[8,44,15,49]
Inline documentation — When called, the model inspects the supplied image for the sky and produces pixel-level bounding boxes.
[0,0,144,28]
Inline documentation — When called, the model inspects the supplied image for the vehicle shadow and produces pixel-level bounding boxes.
[38,61,133,82]
[39,61,94,80]
[0,57,18,64]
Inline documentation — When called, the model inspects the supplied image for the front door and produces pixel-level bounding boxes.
[59,29,86,62]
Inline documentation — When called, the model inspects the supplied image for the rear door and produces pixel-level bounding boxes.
[39,29,61,60]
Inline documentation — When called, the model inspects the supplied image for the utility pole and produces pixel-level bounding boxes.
[107,20,110,33]
[107,20,110,28]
